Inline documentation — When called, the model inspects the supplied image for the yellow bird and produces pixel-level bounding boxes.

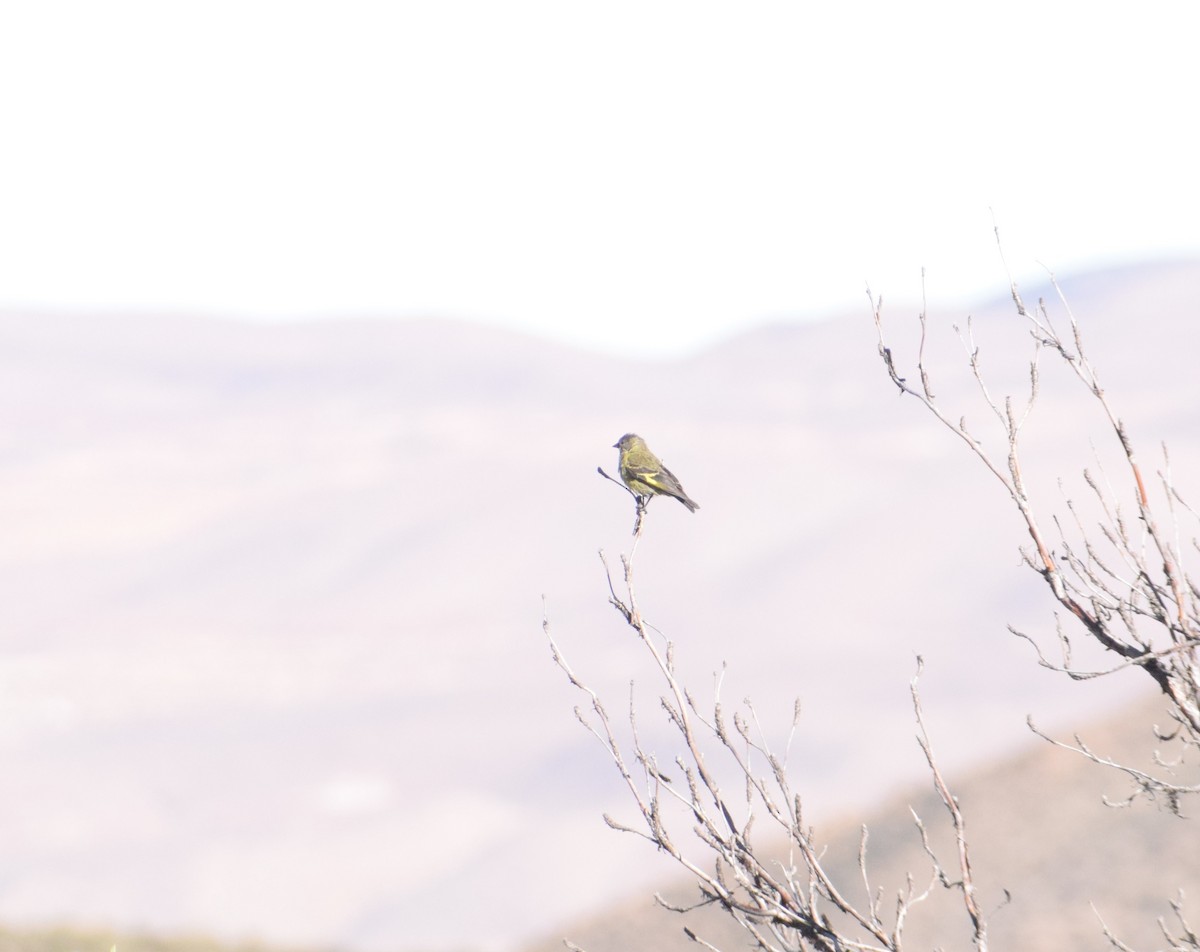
[613,433,700,512]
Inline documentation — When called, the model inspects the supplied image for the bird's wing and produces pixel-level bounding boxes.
[639,465,686,496]
[623,459,658,479]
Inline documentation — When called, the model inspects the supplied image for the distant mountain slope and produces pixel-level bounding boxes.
[0,259,1196,950]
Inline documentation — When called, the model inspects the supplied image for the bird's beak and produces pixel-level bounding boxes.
[612,441,619,448]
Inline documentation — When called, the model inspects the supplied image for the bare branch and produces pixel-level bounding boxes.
[549,519,994,952]
[875,250,1200,769]
[911,658,989,950]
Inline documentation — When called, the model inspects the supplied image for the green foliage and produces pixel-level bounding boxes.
[0,926,333,952]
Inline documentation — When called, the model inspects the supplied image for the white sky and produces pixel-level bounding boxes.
[1,1,1197,356]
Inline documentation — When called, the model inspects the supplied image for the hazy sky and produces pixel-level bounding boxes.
[2,1,1197,356]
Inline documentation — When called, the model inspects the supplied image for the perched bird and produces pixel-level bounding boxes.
[613,433,700,512]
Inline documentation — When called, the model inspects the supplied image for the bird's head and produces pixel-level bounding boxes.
[613,433,642,450]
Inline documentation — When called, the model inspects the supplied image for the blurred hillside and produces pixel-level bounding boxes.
[0,260,1197,950]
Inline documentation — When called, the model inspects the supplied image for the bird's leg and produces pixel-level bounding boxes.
[632,495,649,537]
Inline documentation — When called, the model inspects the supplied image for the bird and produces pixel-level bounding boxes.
[613,433,700,512]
